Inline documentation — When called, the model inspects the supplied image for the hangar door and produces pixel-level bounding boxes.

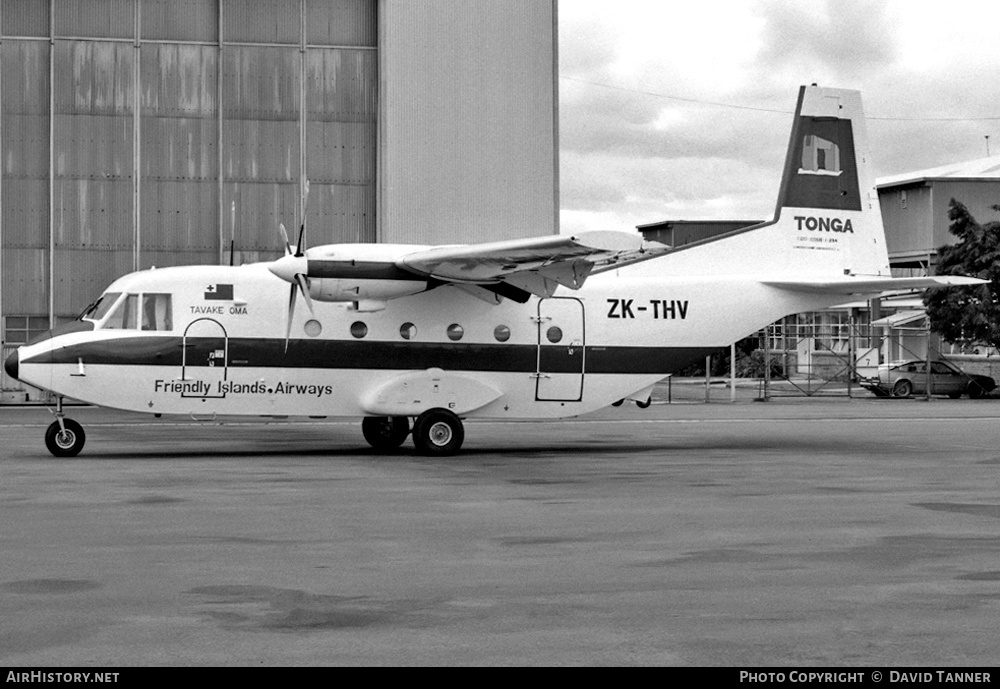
[535,298,585,402]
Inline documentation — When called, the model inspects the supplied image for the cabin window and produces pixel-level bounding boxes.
[400,323,417,340]
[304,319,322,337]
[546,326,563,344]
[103,294,139,330]
[350,321,367,339]
[446,324,464,341]
[141,294,173,331]
[493,325,511,342]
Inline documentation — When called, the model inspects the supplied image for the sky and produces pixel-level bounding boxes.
[557,0,1000,235]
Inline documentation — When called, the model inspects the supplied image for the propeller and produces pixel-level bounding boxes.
[276,220,314,352]
[274,182,317,350]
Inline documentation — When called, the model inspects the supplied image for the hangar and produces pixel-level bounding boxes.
[1,0,559,401]
[877,156,1000,275]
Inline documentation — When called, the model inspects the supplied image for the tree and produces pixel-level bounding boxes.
[923,199,1000,352]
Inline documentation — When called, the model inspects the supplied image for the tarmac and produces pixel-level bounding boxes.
[1,384,999,666]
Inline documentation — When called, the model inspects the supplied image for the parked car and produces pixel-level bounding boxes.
[860,360,996,399]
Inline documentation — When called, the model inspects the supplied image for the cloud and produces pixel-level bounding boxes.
[754,0,898,84]
[558,0,1000,234]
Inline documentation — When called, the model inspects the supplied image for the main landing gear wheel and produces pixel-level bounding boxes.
[412,408,464,456]
[361,416,410,451]
[44,419,86,457]
[635,397,652,409]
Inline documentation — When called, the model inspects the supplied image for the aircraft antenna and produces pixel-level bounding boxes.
[229,200,236,266]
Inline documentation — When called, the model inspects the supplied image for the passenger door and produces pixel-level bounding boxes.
[180,318,228,398]
[535,297,585,402]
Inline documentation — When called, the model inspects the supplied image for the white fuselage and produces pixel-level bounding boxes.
[14,261,842,420]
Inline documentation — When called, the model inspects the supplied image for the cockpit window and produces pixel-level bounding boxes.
[83,293,122,322]
[84,291,173,331]
[142,293,173,331]
[102,294,138,330]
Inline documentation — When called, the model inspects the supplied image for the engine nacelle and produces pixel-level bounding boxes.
[309,277,428,302]
[268,243,433,304]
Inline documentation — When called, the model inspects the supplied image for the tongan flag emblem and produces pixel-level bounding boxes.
[204,284,234,300]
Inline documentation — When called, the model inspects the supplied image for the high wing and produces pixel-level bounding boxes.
[397,231,669,301]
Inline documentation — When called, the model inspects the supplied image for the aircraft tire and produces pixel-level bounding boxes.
[362,416,410,451]
[44,419,86,457]
[412,408,464,456]
[635,397,652,409]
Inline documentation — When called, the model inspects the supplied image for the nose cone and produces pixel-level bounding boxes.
[268,254,309,284]
[4,349,18,381]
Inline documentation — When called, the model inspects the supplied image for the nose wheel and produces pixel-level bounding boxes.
[44,418,86,457]
[43,397,86,457]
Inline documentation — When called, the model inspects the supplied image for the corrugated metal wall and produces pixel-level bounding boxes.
[1,0,377,336]
[2,37,50,317]
[53,39,136,311]
[880,184,934,264]
[141,42,219,266]
[305,46,378,244]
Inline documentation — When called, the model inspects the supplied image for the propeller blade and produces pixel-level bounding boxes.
[279,223,292,256]
[295,273,314,315]
[297,179,310,257]
[280,192,310,351]
[295,222,306,257]
[284,282,297,352]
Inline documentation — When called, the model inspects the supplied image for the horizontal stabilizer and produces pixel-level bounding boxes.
[761,275,987,295]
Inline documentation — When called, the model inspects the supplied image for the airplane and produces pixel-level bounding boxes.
[4,84,984,457]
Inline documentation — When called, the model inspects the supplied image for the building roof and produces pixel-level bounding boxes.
[876,155,1000,189]
[870,310,925,328]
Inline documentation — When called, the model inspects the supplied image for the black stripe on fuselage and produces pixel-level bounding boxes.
[21,337,715,376]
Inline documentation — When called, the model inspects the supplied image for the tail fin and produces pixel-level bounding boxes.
[658,84,891,278]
